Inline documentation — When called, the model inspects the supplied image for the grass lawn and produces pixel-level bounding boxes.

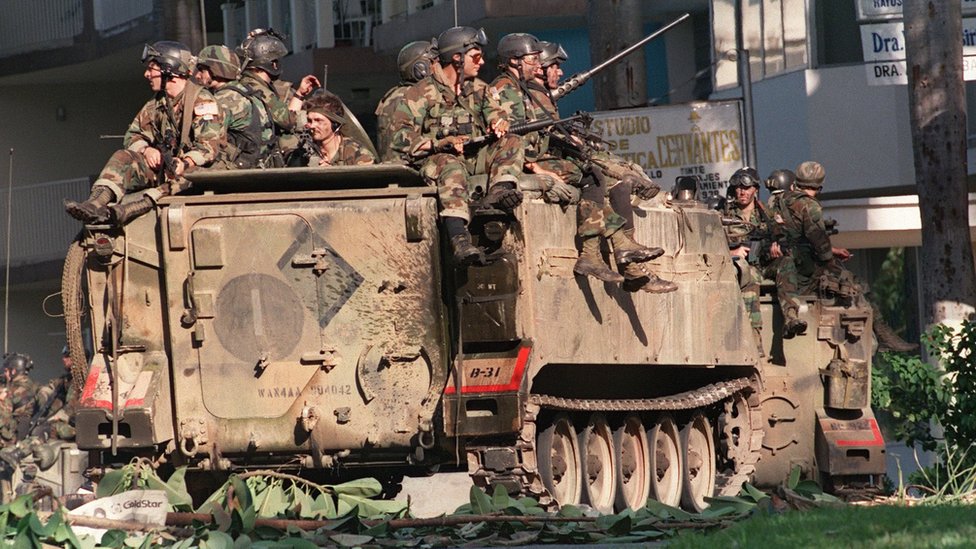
[668,504,976,548]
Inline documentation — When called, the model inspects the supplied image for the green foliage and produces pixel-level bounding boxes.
[0,494,82,548]
[871,349,950,451]
[869,247,910,337]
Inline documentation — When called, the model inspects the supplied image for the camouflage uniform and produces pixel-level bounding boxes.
[776,189,841,321]
[390,64,523,222]
[0,374,38,448]
[91,83,224,200]
[723,199,776,330]
[33,374,76,441]
[375,84,412,163]
[211,80,276,169]
[309,138,377,166]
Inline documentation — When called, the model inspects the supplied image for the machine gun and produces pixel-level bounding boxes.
[551,13,691,101]
[289,128,323,167]
[422,114,585,158]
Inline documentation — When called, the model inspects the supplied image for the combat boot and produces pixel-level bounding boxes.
[109,197,155,226]
[484,181,523,210]
[444,216,483,267]
[64,186,114,223]
[621,262,677,293]
[574,236,624,283]
[610,228,664,265]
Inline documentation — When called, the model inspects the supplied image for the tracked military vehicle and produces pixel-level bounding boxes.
[62,164,886,512]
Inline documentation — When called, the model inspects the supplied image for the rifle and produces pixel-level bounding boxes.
[552,13,691,101]
[158,129,180,182]
[27,377,68,437]
[422,114,586,158]
[293,128,322,166]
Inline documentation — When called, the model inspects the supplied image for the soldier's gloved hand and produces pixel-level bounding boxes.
[628,175,660,200]
[544,178,579,204]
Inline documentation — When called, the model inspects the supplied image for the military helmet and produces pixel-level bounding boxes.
[729,166,760,188]
[539,41,568,67]
[141,41,194,77]
[239,28,289,78]
[397,40,436,82]
[436,26,488,63]
[3,353,33,377]
[197,44,240,81]
[795,161,826,189]
[497,33,542,61]
[766,169,796,192]
[672,175,700,202]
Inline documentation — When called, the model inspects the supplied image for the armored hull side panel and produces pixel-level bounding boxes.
[518,200,756,371]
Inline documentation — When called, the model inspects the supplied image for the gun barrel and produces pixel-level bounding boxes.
[552,12,691,101]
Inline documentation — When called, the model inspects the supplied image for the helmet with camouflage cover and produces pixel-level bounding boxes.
[397,40,436,82]
[2,353,33,378]
[795,161,826,189]
[141,41,194,77]
[436,26,488,63]
[728,167,761,189]
[766,169,796,192]
[239,28,289,78]
[539,41,568,67]
[197,45,240,81]
[497,33,542,62]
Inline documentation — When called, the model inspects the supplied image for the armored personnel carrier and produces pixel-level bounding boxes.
[60,165,885,512]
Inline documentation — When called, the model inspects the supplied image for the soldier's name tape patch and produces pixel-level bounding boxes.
[194,101,220,120]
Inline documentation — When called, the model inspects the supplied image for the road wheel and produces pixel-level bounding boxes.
[578,413,616,514]
[647,414,682,507]
[537,414,581,506]
[680,412,716,512]
[613,413,651,512]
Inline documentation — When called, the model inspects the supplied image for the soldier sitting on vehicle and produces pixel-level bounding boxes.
[390,26,525,266]
[776,161,852,338]
[531,40,676,292]
[194,45,277,170]
[376,41,438,163]
[295,91,376,167]
[236,28,323,163]
[64,41,225,225]
[765,168,795,215]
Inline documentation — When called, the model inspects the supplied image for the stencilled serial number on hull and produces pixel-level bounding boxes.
[257,384,352,398]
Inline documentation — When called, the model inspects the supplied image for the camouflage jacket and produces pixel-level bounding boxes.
[482,72,553,160]
[389,64,487,161]
[239,72,297,135]
[779,190,834,263]
[375,83,412,162]
[0,374,38,444]
[123,83,224,168]
[723,199,775,264]
[310,138,377,167]
[213,80,276,168]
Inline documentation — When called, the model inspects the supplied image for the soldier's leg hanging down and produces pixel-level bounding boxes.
[573,177,623,283]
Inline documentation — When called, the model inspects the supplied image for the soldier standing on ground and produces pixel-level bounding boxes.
[299,92,376,166]
[376,41,438,162]
[64,41,224,224]
[534,41,676,292]
[776,161,852,338]
[390,26,524,265]
[0,354,38,448]
[723,167,779,344]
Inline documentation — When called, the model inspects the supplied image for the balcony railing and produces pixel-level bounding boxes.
[0,0,153,59]
[0,178,90,268]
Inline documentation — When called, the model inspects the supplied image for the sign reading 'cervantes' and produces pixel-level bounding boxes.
[589,100,745,198]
